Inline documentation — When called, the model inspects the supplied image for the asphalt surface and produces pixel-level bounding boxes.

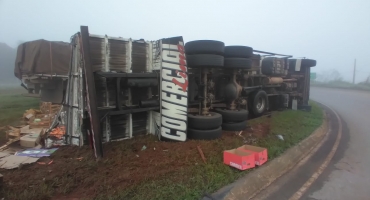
[253,87,370,200]
[306,87,370,200]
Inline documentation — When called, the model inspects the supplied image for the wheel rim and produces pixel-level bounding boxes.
[256,97,265,112]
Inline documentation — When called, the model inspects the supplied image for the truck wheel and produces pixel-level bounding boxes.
[188,112,222,130]
[187,126,222,140]
[185,40,224,55]
[187,54,224,68]
[215,108,249,122]
[249,90,268,117]
[224,58,252,69]
[224,46,253,58]
[222,120,247,131]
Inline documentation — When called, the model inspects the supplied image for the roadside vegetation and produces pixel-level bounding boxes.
[311,80,370,91]
[311,69,370,92]
[0,98,323,200]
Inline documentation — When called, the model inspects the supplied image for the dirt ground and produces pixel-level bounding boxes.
[0,122,270,200]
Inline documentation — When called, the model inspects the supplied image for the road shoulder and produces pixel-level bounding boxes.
[207,104,329,200]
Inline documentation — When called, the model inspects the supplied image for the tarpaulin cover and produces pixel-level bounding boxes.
[14,39,71,79]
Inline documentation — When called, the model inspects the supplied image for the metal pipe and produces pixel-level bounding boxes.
[139,99,159,107]
[33,74,69,78]
[282,78,297,82]
[267,77,283,84]
[253,50,292,58]
[202,68,209,115]
[243,86,261,90]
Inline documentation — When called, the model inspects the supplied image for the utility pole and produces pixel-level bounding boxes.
[353,59,356,84]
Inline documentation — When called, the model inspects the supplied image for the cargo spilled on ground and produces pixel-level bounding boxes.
[0,95,323,200]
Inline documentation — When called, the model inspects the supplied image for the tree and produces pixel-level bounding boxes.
[316,69,343,82]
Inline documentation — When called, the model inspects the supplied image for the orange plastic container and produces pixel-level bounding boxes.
[223,149,255,170]
[237,145,268,166]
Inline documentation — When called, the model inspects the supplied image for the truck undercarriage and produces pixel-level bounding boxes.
[52,26,316,158]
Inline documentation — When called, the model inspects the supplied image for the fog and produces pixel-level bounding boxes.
[0,0,369,82]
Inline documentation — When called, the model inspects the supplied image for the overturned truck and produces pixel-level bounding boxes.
[58,26,316,158]
[14,39,71,103]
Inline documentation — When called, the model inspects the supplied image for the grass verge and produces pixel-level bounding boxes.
[0,102,323,200]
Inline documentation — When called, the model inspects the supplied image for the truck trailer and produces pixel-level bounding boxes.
[14,39,71,103]
[51,26,316,158]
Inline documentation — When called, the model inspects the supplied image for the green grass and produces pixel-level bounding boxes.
[0,91,39,143]
[98,102,323,200]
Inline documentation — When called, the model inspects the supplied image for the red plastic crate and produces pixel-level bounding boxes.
[223,149,255,170]
[237,145,268,166]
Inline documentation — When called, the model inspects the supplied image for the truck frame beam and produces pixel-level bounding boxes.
[80,26,103,159]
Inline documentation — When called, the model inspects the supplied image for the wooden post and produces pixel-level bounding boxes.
[353,59,356,84]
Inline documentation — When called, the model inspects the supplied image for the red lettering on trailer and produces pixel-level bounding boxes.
[177,44,185,53]
[178,45,186,72]
[172,79,188,92]
[172,46,188,92]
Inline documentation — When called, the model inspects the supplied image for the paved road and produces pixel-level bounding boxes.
[306,87,370,200]
[252,87,370,200]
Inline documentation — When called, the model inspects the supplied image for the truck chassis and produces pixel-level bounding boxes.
[55,26,315,158]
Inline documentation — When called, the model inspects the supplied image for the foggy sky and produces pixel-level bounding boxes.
[1,0,369,82]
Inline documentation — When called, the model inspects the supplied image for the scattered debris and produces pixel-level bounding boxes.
[49,126,65,139]
[136,155,139,157]
[27,103,61,129]
[37,160,53,165]
[141,145,147,151]
[5,126,20,139]
[0,138,20,151]
[1,102,62,155]
[0,155,39,169]
[197,146,207,164]
[153,147,156,150]
[76,157,83,161]
[40,102,61,114]
[15,148,58,158]
[235,131,246,141]
[20,130,43,148]
[163,149,168,152]
[33,144,42,149]
[0,152,10,158]
[276,134,284,141]
[25,113,34,120]
[23,109,40,121]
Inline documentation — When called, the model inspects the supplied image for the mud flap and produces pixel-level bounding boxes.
[157,37,188,142]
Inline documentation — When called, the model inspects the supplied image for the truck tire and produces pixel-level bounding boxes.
[215,108,249,122]
[185,40,224,55]
[187,126,222,140]
[187,54,224,68]
[224,58,252,69]
[249,90,268,117]
[224,46,253,58]
[188,112,222,130]
[288,59,317,71]
[222,120,247,131]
